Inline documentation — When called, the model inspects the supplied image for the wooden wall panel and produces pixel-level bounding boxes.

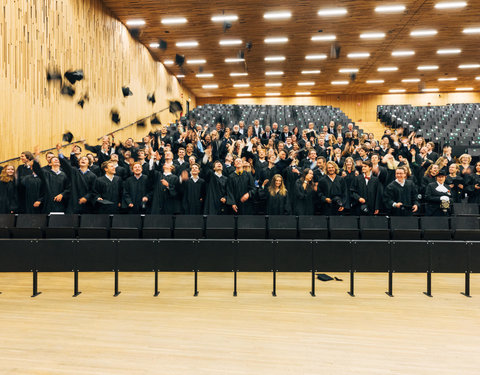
[196,93,480,123]
[0,0,196,163]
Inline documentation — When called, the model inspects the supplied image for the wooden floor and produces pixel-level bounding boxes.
[1,272,479,375]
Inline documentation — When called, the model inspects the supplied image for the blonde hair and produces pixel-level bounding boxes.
[0,164,15,183]
[326,161,340,174]
[268,174,287,196]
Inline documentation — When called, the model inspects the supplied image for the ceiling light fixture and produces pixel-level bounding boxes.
[311,35,336,41]
[434,2,467,9]
[295,92,311,95]
[233,84,250,88]
[196,73,214,78]
[301,70,321,74]
[202,84,218,89]
[266,92,281,96]
[176,41,199,47]
[318,8,348,16]
[219,39,243,46]
[402,78,421,82]
[418,65,439,70]
[264,11,292,19]
[410,29,438,36]
[264,37,289,44]
[298,82,315,86]
[389,89,406,93]
[360,32,386,39]
[187,59,206,64]
[230,72,248,76]
[265,56,286,62]
[161,17,187,24]
[375,5,406,13]
[265,83,282,87]
[463,27,480,34]
[438,77,457,81]
[163,60,174,65]
[392,50,415,56]
[423,88,440,92]
[459,64,480,69]
[348,53,370,58]
[265,71,284,76]
[378,67,398,71]
[225,58,245,63]
[305,54,327,60]
[339,68,359,73]
[237,93,252,97]
[211,15,238,22]
[126,19,145,26]
[331,81,349,85]
[437,48,461,54]
[456,87,474,91]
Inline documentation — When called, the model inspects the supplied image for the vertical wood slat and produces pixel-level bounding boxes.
[0,0,196,163]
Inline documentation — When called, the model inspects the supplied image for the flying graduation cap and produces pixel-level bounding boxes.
[60,85,75,97]
[122,86,133,97]
[46,69,62,82]
[136,120,146,128]
[64,70,84,85]
[147,93,156,104]
[111,109,120,124]
[62,131,74,143]
[151,115,161,125]
[169,100,183,114]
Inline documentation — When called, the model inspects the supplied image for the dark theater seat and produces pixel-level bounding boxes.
[45,214,79,238]
[10,214,47,239]
[110,215,142,238]
[237,215,266,239]
[359,216,390,240]
[420,217,451,240]
[452,216,480,241]
[329,216,360,239]
[205,215,235,239]
[0,214,15,238]
[267,215,298,239]
[298,216,328,239]
[390,216,421,240]
[174,215,204,239]
[142,215,172,239]
[77,214,111,238]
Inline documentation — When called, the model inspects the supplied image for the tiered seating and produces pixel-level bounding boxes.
[377,103,480,148]
[191,104,355,129]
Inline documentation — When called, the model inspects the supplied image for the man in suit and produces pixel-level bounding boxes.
[280,125,292,142]
[253,119,263,138]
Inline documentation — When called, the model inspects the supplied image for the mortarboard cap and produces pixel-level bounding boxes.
[77,99,85,108]
[111,109,120,124]
[60,85,75,97]
[136,120,146,128]
[122,87,133,97]
[169,100,183,114]
[62,131,74,143]
[64,70,84,85]
[316,273,334,282]
[147,93,156,104]
[151,115,161,125]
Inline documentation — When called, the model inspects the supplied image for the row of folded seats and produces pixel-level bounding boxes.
[1,214,480,240]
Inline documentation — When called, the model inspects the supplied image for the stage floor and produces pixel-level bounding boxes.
[1,272,479,374]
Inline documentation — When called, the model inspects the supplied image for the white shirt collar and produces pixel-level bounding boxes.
[395,179,405,187]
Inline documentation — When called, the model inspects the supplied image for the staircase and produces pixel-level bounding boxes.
[356,121,386,139]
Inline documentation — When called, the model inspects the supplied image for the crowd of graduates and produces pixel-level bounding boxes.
[1,117,480,217]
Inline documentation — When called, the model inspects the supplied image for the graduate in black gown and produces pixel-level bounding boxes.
[94,161,123,214]
[20,165,45,214]
[350,160,383,215]
[318,161,347,215]
[149,161,180,214]
[259,174,290,215]
[445,163,464,203]
[179,163,206,214]
[122,162,150,214]
[59,148,97,214]
[33,156,71,213]
[226,158,256,215]
[425,170,452,216]
[384,166,419,216]
[16,151,34,213]
[293,169,317,215]
[0,165,18,214]
[465,161,480,204]
[203,161,228,215]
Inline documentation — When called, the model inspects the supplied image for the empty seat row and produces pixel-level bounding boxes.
[1,214,480,240]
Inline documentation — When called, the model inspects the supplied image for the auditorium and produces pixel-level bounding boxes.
[1,0,480,373]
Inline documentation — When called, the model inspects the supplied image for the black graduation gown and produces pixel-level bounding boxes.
[226,171,256,215]
[259,188,291,215]
[350,174,383,215]
[122,175,151,214]
[16,164,32,213]
[318,175,347,215]
[425,182,452,216]
[258,166,278,186]
[180,177,206,214]
[33,161,71,213]
[293,179,315,215]
[465,173,480,203]
[150,171,180,214]
[445,175,464,203]
[0,180,18,214]
[21,174,45,214]
[203,171,228,215]
[340,169,356,209]
[384,180,419,216]
[60,156,97,214]
[94,175,123,214]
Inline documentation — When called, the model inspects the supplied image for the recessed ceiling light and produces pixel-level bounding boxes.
[378,66,398,71]
[176,41,199,47]
[459,64,480,69]
[233,84,250,88]
[176,75,185,78]
[219,39,242,46]
[126,19,145,26]
[163,60,174,65]
[298,82,315,86]
[225,58,245,63]
[348,53,370,58]
[265,56,286,62]
[161,17,187,24]
[318,8,348,16]
[311,35,336,41]
[375,5,406,13]
[237,93,252,97]
[266,92,281,96]
[196,73,214,78]
[265,71,284,76]
[265,83,282,87]
[367,80,384,83]
[392,50,415,56]
[202,84,218,89]
[423,88,440,92]
[434,2,467,9]
[418,65,439,70]
[187,59,206,64]
[264,11,292,19]
[360,32,386,39]
[295,92,311,95]
[149,43,160,48]
[402,78,421,82]
[476,76,480,80]
[389,89,406,93]
[264,37,289,44]
[331,81,349,85]
[456,87,474,91]
[230,72,248,76]
[438,77,457,81]
[410,29,437,36]
[339,68,359,73]
[437,48,461,54]
[305,54,327,60]
[211,15,238,22]
[463,27,480,34]
[301,70,321,74]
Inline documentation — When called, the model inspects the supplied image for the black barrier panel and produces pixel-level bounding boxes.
[314,240,351,272]
[36,240,75,272]
[237,240,273,271]
[76,240,116,272]
[431,241,467,273]
[118,240,156,272]
[354,241,390,272]
[197,240,235,272]
[275,240,312,272]
[0,240,33,272]
[392,241,429,272]
[470,242,480,273]
[157,240,197,271]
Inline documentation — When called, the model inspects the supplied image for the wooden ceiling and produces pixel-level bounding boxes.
[101,0,480,98]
